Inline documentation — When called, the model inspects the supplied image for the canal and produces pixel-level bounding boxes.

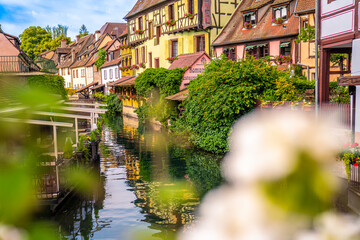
[52,116,223,239]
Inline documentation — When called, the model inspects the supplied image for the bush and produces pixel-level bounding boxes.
[105,94,122,116]
[78,135,90,159]
[28,74,67,99]
[179,56,281,153]
[63,137,73,159]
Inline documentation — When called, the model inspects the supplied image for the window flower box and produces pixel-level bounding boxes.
[140,63,146,69]
[135,29,144,35]
[166,19,176,27]
[273,17,284,24]
[167,56,178,63]
[275,55,292,65]
[184,13,194,19]
[244,22,253,29]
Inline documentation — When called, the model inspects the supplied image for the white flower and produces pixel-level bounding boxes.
[223,109,341,184]
[0,224,27,240]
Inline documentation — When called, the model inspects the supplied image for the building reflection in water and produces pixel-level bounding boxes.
[52,116,223,239]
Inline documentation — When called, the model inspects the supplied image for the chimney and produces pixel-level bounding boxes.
[95,30,101,41]
[61,39,67,48]
[71,49,75,62]
[76,35,80,42]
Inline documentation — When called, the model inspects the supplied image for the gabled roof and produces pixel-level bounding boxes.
[168,52,210,70]
[100,58,122,68]
[76,81,98,93]
[165,89,189,101]
[212,0,298,46]
[108,75,136,87]
[295,0,315,14]
[125,0,166,19]
[100,23,127,38]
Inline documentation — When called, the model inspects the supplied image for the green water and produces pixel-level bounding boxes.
[52,116,223,239]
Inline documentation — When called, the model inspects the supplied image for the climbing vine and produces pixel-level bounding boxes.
[95,49,107,69]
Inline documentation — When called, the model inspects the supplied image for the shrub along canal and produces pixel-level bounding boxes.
[50,116,223,239]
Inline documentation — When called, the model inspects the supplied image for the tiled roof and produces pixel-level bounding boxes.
[168,52,210,70]
[91,84,105,90]
[213,0,298,46]
[100,58,122,68]
[125,0,166,19]
[295,0,315,13]
[100,23,127,38]
[76,81,98,93]
[164,89,189,101]
[108,76,136,87]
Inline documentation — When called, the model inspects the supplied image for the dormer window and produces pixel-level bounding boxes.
[273,6,288,21]
[243,11,256,25]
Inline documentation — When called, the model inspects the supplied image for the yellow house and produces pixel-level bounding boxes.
[119,29,135,77]
[124,0,238,74]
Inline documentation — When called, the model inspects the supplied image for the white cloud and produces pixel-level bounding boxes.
[0,0,136,39]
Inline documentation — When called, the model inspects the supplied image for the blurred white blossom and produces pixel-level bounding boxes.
[0,224,26,240]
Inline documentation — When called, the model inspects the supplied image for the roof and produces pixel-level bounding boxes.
[165,89,189,101]
[295,0,315,13]
[76,81,98,93]
[212,0,299,46]
[168,52,210,70]
[100,58,122,68]
[107,75,136,87]
[125,0,166,19]
[100,23,127,38]
[91,83,105,90]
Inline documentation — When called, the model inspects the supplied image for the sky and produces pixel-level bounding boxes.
[0,0,137,39]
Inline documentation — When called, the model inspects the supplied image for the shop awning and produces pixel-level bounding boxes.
[257,43,268,48]
[274,6,286,11]
[107,76,136,87]
[280,42,291,48]
[91,84,105,90]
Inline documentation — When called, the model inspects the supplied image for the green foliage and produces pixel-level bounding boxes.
[179,56,281,153]
[292,77,315,93]
[134,68,185,97]
[45,24,69,39]
[78,135,90,159]
[27,75,67,100]
[63,137,73,159]
[330,54,347,69]
[90,130,98,142]
[45,35,71,51]
[79,24,89,38]
[262,75,300,101]
[95,49,107,69]
[295,26,315,43]
[19,26,52,60]
[105,94,123,116]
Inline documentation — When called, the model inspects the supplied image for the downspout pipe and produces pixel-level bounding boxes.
[315,0,319,115]
[298,63,310,80]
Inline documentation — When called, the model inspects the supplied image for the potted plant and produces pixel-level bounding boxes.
[338,143,360,180]
[135,29,144,34]
[184,13,194,19]
[244,22,252,29]
[140,63,146,69]
[275,55,292,65]
[167,56,178,63]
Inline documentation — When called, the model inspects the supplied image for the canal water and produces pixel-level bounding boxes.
[52,116,223,240]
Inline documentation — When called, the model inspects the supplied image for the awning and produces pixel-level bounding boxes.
[76,82,98,93]
[280,42,291,48]
[116,78,136,87]
[165,89,189,101]
[245,45,256,50]
[274,6,286,11]
[257,43,268,48]
[91,84,105,90]
[243,11,254,17]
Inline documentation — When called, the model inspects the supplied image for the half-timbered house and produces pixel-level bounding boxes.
[124,0,238,72]
[212,0,299,65]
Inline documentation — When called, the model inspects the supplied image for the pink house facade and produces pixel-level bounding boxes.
[212,0,299,64]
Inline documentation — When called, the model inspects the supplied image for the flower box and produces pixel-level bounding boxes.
[273,17,284,24]
[166,19,176,27]
[135,29,144,35]
[167,56,178,63]
[275,55,292,65]
[244,22,252,29]
[184,13,194,19]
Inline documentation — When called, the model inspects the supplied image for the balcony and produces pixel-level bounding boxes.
[0,55,40,73]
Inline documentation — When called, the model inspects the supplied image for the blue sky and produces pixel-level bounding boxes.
[0,0,137,39]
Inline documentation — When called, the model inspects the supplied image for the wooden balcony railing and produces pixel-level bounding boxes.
[0,55,40,73]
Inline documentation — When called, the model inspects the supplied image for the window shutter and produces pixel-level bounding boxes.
[178,37,183,55]
[165,40,169,59]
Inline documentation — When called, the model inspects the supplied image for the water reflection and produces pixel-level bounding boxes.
[54,116,223,239]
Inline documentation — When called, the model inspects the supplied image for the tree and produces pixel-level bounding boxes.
[45,25,69,39]
[45,35,71,51]
[19,26,52,60]
[79,24,89,38]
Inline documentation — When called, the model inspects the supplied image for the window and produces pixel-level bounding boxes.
[68,69,70,75]
[223,47,236,61]
[170,40,178,57]
[115,68,119,78]
[110,69,113,79]
[273,6,288,20]
[188,0,194,14]
[245,44,269,58]
[169,4,175,20]
[303,20,309,29]
[76,70,79,78]
[104,70,107,80]
[196,35,205,52]
[81,69,85,77]
[138,16,143,30]
[243,12,256,25]
[129,57,132,66]
[135,48,139,64]
[73,70,75,78]
[149,22,154,39]
[141,47,146,63]
[156,26,161,45]
[149,52,152,68]
[280,42,291,55]
[109,52,114,61]
[155,58,160,68]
